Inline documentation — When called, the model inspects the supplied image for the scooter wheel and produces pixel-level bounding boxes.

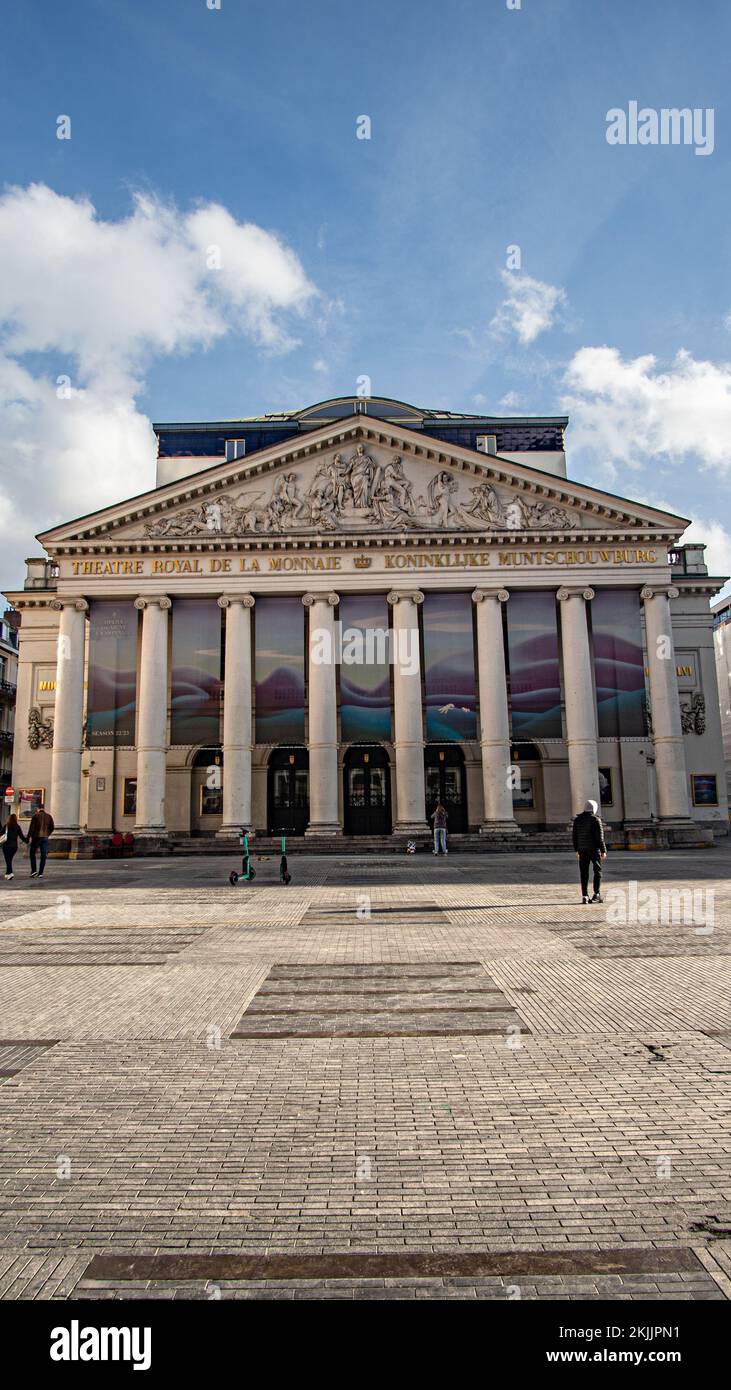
[248,866,256,880]
[229,871,239,885]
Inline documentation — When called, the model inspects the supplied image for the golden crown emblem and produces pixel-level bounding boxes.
[353,555,372,569]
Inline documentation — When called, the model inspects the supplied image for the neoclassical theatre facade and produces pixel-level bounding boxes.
[4,396,728,846]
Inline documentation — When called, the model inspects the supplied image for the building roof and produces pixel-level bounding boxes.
[153,396,568,459]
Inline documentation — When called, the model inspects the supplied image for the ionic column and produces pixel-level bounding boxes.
[472,589,519,832]
[134,595,171,835]
[217,594,255,835]
[387,589,428,833]
[303,592,341,835]
[557,586,600,815]
[641,585,690,820]
[49,597,88,833]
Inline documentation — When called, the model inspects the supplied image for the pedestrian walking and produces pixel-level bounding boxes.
[431,802,448,855]
[572,798,607,904]
[27,801,55,880]
[1,813,28,880]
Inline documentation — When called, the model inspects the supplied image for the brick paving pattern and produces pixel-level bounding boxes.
[0,845,729,1300]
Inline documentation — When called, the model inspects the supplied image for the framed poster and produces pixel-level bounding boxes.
[200,784,223,815]
[691,774,718,807]
[18,788,44,813]
[512,777,535,809]
[122,778,137,817]
[598,767,614,807]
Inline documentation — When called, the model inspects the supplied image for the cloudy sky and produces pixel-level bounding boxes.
[1,0,730,592]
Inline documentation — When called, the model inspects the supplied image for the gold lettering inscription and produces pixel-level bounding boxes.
[268,556,341,572]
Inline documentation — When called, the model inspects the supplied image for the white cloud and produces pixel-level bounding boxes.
[490,271,566,345]
[563,346,731,471]
[0,184,317,587]
[678,517,731,597]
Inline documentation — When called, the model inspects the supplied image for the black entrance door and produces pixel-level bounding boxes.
[344,746,391,836]
[424,746,467,833]
[268,748,309,835]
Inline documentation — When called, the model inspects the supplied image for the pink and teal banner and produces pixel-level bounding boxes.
[339,594,391,742]
[170,599,222,746]
[422,592,477,741]
[507,591,562,738]
[592,588,647,737]
[86,600,138,746]
[255,595,305,743]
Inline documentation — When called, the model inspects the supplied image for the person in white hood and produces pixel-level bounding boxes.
[572,798,607,904]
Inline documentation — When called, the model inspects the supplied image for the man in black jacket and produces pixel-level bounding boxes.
[572,798,607,904]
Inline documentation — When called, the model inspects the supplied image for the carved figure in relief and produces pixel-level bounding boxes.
[329,452,355,510]
[371,455,415,527]
[427,471,460,527]
[28,706,54,749]
[350,443,377,509]
[267,472,304,530]
[143,444,587,537]
[461,482,505,526]
[307,462,339,529]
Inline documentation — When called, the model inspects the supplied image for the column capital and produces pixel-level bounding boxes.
[557,586,595,602]
[50,597,88,612]
[472,588,509,604]
[640,585,679,602]
[134,595,171,611]
[218,593,255,609]
[302,591,339,608]
[387,590,424,606]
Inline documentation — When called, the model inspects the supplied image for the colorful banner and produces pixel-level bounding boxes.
[422,592,477,741]
[170,599,222,745]
[592,588,647,737]
[339,594,391,742]
[86,600,138,746]
[507,591,562,738]
[255,595,305,743]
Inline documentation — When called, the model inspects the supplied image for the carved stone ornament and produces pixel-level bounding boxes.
[646,691,706,738]
[144,446,583,539]
[28,706,54,749]
[680,691,706,735]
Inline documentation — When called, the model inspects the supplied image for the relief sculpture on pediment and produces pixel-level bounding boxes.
[144,445,582,538]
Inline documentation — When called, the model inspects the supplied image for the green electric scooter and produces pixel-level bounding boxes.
[229,829,256,885]
[279,835,291,885]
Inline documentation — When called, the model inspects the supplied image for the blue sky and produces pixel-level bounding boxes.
[1,0,730,588]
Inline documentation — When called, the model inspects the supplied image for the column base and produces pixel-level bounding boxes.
[52,825,82,836]
[305,823,342,837]
[480,820,521,837]
[216,824,251,840]
[394,821,429,837]
[133,828,169,840]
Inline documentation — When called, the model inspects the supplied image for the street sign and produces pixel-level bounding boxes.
[4,787,13,801]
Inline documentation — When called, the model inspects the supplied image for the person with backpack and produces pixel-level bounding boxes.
[1,813,28,880]
[572,798,607,904]
[27,801,55,880]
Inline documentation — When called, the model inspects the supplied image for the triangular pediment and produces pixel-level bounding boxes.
[38,415,690,550]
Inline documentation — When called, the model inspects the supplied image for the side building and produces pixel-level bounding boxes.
[0,610,19,801]
[712,595,731,805]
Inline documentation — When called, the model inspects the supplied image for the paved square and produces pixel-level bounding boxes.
[0,845,730,1301]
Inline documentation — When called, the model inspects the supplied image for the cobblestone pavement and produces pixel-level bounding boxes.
[0,844,730,1301]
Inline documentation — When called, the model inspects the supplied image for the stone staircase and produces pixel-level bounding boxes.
[53,823,717,860]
